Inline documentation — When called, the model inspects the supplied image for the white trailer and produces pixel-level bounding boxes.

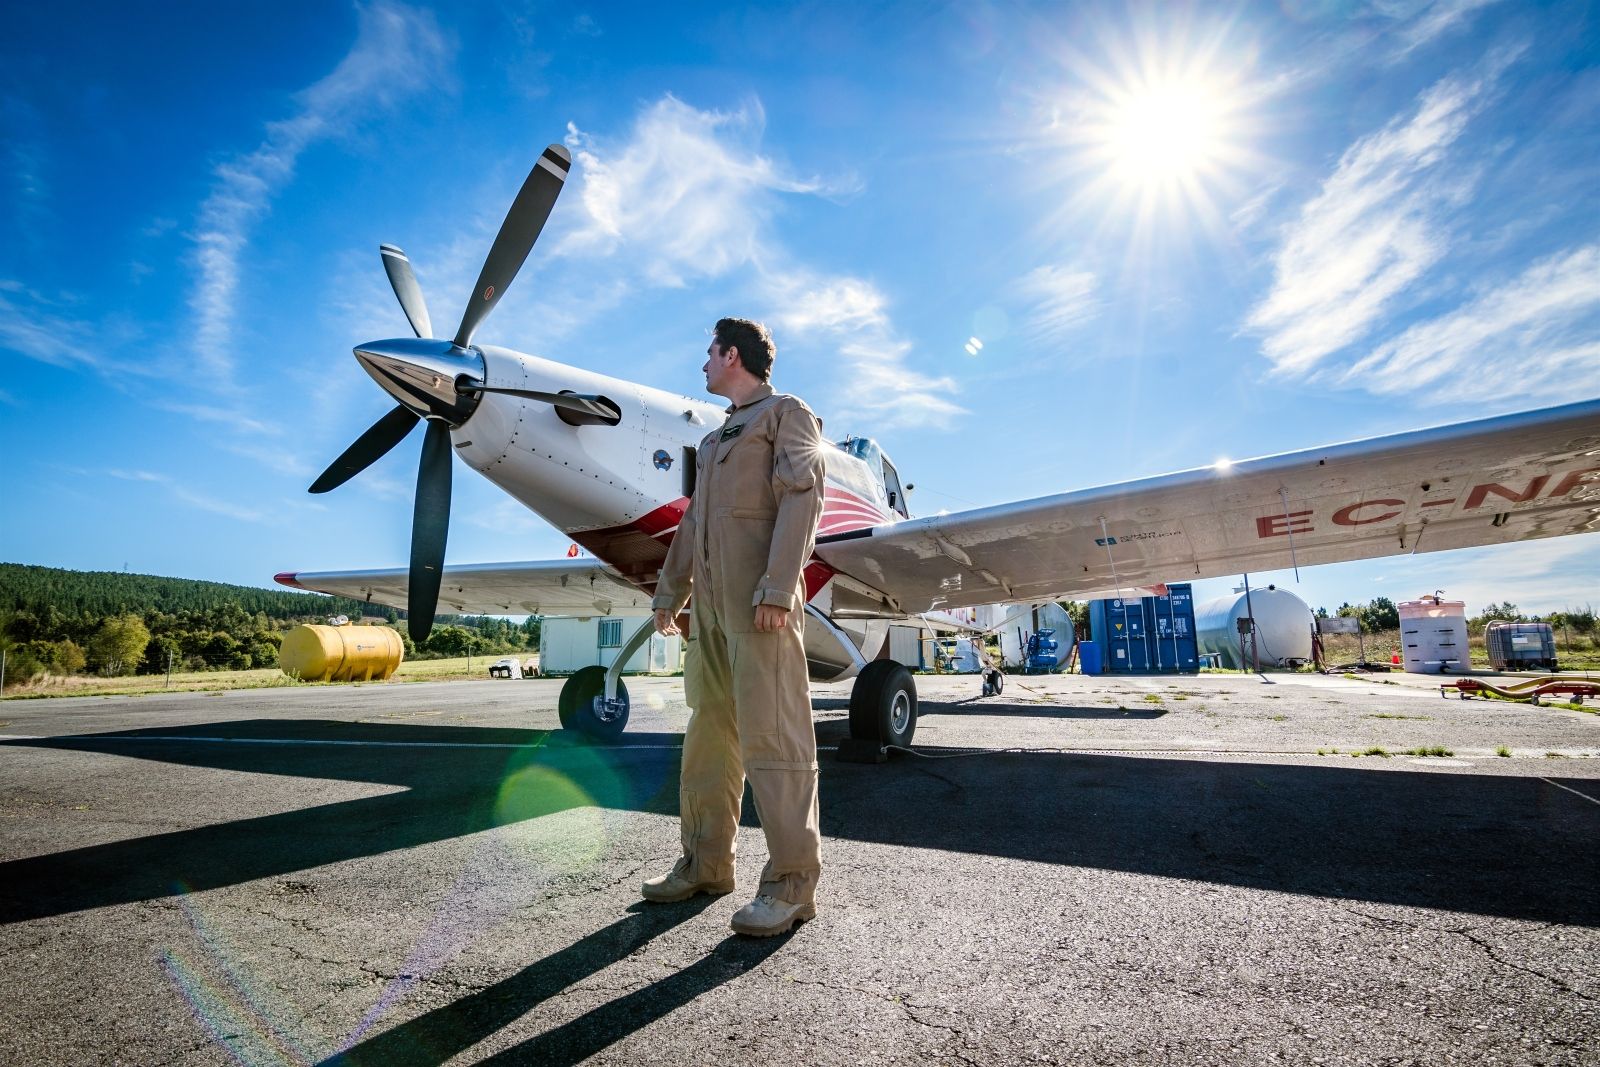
[538,616,682,675]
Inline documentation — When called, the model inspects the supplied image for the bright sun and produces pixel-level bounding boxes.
[1059,38,1256,234]
[1102,78,1229,186]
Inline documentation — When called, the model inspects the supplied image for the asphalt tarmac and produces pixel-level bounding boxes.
[1,671,1596,1066]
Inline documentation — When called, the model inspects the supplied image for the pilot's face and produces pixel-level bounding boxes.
[703,339,738,398]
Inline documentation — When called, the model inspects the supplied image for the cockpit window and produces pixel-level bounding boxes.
[839,436,908,519]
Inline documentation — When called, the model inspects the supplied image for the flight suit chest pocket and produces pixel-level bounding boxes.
[715,424,775,506]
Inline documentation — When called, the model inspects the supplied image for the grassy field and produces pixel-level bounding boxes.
[0,654,537,700]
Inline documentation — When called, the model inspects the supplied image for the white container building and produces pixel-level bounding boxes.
[1398,595,1470,674]
[1195,586,1314,669]
[538,616,682,675]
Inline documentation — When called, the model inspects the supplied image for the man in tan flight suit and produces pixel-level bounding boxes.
[643,317,827,937]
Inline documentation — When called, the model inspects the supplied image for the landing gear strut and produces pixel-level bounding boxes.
[849,660,918,747]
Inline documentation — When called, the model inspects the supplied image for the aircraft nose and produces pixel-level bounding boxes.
[353,337,486,425]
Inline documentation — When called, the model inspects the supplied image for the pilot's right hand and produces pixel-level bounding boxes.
[653,608,679,636]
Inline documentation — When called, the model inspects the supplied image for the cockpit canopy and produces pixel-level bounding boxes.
[836,436,910,519]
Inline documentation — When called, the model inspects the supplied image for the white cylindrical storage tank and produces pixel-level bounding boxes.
[1195,586,1313,669]
[1398,595,1469,674]
[996,603,1077,669]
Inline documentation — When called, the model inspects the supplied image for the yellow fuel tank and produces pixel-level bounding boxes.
[280,624,404,682]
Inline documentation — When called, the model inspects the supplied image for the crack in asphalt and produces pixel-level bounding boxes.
[780,974,976,1058]
[1332,905,1592,1002]
[1455,930,1595,1002]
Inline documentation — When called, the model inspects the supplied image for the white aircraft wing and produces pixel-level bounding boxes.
[275,559,654,617]
[813,399,1600,614]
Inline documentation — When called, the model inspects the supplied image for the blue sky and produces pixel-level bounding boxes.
[2,0,1597,617]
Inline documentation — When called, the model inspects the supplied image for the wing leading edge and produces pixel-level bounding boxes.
[814,399,1600,614]
[275,558,653,617]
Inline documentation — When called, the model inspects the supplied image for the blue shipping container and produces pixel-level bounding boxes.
[1088,584,1200,673]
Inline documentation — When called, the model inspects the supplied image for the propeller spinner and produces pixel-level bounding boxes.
[308,143,594,643]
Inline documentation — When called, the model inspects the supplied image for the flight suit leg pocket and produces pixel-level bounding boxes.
[682,635,703,710]
[729,632,780,740]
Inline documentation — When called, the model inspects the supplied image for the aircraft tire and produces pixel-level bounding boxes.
[849,660,917,747]
[558,665,630,740]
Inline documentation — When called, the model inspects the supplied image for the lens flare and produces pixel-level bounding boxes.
[162,883,320,1066]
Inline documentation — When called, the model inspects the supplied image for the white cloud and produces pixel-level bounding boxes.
[1390,534,1600,616]
[1340,244,1600,400]
[157,401,280,438]
[768,275,888,336]
[1383,0,1503,57]
[1014,265,1099,347]
[1245,59,1509,373]
[762,267,964,428]
[189,2,448,386]
[555,93,961,429]
[561,96,823,287]
[0,286,103,370]
[104,469,265,523]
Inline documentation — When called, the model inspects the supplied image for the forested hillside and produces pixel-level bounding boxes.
[0,563,387,622]
[0,563,539,687]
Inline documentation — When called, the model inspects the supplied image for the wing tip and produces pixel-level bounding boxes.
[274,571,304,590]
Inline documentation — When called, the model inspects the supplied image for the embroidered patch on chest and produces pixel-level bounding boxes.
[719,423,745,441]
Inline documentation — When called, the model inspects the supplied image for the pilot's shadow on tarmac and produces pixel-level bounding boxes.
[319,897,785,1067]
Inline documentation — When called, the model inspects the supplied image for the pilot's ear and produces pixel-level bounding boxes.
[724,345,738,365]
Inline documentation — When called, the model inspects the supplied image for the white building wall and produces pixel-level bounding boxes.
[539,617,682,675]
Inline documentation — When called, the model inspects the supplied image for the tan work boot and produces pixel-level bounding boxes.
[640,861,735,903]
[730,894,816,936]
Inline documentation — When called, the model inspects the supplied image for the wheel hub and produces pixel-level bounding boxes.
[890,690,911,733]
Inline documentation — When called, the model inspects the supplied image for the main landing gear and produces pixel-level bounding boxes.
[849,660,918,748]
[558,665,630,740]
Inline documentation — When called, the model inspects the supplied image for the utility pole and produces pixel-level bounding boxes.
[1,648,7,696]
[1242,572,1260,673]
[166,649,173,688]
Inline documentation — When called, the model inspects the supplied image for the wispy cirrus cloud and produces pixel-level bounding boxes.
[1340,244,1600,400]
[1014,264,1100,347]
[561,96,826,287]
[1,95,51,247]
[1381,0,1503,58]
[556,93,962,427]
[765,268,964,427]
[105,469,265,524]
[189,1,449,387]
[1245,52,1516,374]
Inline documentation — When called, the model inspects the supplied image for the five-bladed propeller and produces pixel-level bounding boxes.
[309,143,604,643]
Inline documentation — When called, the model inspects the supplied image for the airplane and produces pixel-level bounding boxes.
[276,143,1600,747]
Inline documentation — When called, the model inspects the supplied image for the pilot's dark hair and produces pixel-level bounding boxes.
[715,317,775,382]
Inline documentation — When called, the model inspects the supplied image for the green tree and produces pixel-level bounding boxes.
[1360,597,1399,632]
[49,640,87,675]
[1,642,45,689]
[89,614,151,676]
[426,625,475,657]
[1477,601,1521,623]
[245,636,279,669]
[142,635,181,675]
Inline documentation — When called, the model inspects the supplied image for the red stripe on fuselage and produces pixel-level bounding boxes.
[567,478,887,601]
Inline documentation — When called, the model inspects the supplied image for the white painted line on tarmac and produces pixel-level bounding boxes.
[1540,777,1600,806]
